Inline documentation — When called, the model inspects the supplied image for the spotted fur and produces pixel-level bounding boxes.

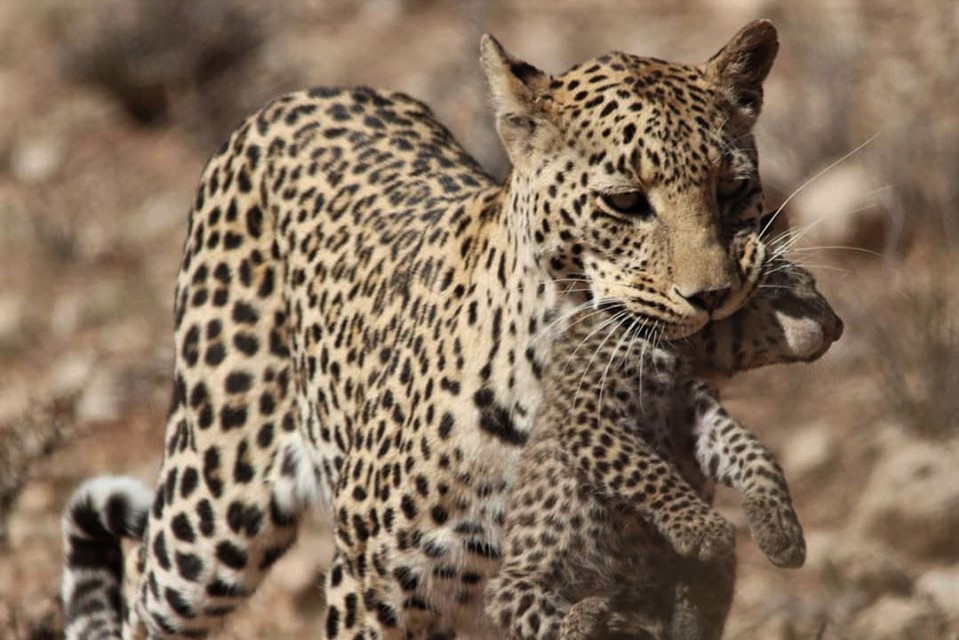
[61,20,836,640]
[486,258,839,640]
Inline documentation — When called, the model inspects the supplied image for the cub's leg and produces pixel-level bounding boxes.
[548,357,737,560]
[489,432,734,640]
[486,444,592,640]
[687,380,805,568]
[576,418,737,561]
[669,554,736,640]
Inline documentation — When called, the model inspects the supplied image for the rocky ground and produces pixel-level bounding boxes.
[1,1,957,639]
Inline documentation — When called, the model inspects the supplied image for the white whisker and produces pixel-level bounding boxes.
[597,313,638,420]
[785,245,883,257]
[760,130,884,241]
[771,202,884,257]
[561,308,626,375]
[531,300,604,344]
[572,311,631,409]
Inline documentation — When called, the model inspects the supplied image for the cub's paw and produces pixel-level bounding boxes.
[743,492,806,568]
[561,596,611,640]
[664,509,736,561]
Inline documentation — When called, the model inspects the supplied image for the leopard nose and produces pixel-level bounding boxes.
[677,284,732,313]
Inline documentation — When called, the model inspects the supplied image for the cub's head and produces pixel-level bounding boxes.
[481,21,779,338]
[689,258,845,381]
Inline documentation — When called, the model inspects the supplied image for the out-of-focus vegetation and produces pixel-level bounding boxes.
[0,1,956,638]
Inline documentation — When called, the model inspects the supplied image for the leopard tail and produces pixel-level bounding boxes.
[61,476,152,640]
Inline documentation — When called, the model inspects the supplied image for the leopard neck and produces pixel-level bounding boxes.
[452,174,561,440]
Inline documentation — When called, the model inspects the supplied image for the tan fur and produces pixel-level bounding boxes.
[60,20,844,640]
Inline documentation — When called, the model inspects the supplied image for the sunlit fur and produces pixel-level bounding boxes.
[481,23,779,340]
[58,20,822,640]
[487,259,841,640]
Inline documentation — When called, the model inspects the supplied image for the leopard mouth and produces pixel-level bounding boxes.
[594,302,660,340]
[595,298,708,340]
[584,277,713,340]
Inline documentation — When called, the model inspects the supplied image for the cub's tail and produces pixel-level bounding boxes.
[61,475,152,640]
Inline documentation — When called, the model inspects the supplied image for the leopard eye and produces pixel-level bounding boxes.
[599,190,655,219]
[717,178,750,202]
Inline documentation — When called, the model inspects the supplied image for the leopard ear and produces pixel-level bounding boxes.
[704,20,779,118]
[479,34,554,162]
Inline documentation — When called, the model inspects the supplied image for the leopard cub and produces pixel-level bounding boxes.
[486,267,816,640]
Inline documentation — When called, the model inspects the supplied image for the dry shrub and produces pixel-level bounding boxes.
[0,597,63,640]
[761,0,959,252]
[866,253,959,440]
[0,395,78,545]
[58,0,298,146]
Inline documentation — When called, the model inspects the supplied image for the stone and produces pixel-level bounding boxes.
[848,595,949,640]
[818,538,912,601]
[782,421,836,479]
[9,137,63,184]
[47,353,94,397]
[789,162,897,254]
[124,192,189,243]
[916,565,959,622]
[853,437,959,561]
[0,294,24,346]
[76,371,119,424]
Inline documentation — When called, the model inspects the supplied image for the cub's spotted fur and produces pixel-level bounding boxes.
[60,20,841,640]
[486,258,837,640]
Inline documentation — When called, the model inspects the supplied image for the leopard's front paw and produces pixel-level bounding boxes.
[743,491,805,568]
[664,509,736,561]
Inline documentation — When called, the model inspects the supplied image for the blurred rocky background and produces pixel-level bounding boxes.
[0,0,956,638]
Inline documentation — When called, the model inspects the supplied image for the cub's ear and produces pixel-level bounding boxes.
[479,34,554,162]
[704,20,779,118]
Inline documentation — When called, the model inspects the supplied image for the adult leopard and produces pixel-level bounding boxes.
[63,20,791,640]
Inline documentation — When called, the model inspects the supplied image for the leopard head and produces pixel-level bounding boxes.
[481,21,780,338]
